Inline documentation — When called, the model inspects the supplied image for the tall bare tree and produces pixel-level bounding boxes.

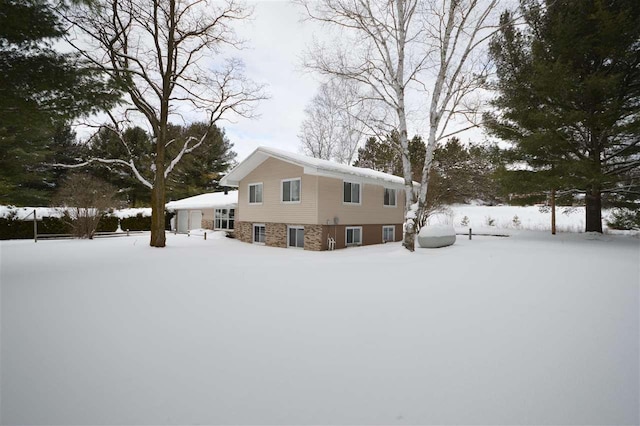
[62,0,266,247]
[416,0,499,229]
[299,0,428,251]
[300,0,501,251]
[299,78,370,164]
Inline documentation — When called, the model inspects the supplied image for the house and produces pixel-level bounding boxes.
[219,146,407,250]
[165,191,238,233]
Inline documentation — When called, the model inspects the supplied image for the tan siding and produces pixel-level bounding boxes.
[237,157,318,224]
[317,176,405,225]
[201,208,215,222]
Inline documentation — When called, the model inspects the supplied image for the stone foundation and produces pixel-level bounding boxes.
[235,222,402,251]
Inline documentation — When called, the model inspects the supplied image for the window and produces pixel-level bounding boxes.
[383,225,395,242]
[253,224,266,244]
[249,183,263,204]
[384,188,396,207]
[282,178,301,203]
[343,181,361,204]
[288,226,304,248]
[214,208,235,230]
[346,226,362,246]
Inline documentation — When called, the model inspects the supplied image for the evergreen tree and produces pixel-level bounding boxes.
[85,122,236,205]
[165,123,237,201]
[486,0,640,232]
[354,132,426,181]
[0,0,119,204]
[354,134,502,205]
[433,138,502,205]
[86,126,154,206]
[0,124,81,205]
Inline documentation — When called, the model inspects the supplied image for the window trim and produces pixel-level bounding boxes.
[248,182,263,205]
[345,226,363,246]
[281,177,302,204]
[383,187,397,207]
[343,181,362,205]
[382,225,395,243]
[214,208,235,230]
[252,223,266,245]
[287,225,305,249]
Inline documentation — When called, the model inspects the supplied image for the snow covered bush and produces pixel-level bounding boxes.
[607,208,640,230]
[512,215,521,228]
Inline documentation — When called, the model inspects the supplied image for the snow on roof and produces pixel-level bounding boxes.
[220,146,412,189]
[165,191,238,211]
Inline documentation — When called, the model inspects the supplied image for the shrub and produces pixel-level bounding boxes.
[0,212,71,240]
[53,174,120,238]
[460,215,469,226]
[512,215,521,228]
[607,208,640,230]
[1,210,173,239]
[485,216,495,226]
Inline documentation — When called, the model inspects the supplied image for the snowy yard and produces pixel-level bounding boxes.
[1,229,638,424]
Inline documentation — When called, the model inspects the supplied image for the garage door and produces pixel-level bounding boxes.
[189,210,203,230]
[177,211,189,233]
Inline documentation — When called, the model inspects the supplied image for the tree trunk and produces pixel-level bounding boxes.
[551,188,556,235]
[585,186,603,233]
[149,177,166,247]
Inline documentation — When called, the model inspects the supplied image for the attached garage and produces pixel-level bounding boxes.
[165,191,238,233]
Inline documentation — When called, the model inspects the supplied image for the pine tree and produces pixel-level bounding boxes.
[0,0,118,204]
[486,0,640,232]
[85,122,237,206]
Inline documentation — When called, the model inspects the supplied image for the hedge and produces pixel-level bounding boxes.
[0,211,174,240]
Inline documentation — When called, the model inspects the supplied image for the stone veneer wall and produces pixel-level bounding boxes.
[235,221,324,250]
[266,223,287,248]
[303,225,324,251]
[234,221,400,251]
[201,219,213,230]
[236,221,253,243]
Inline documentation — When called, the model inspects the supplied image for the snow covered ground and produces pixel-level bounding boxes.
[1,229,638,424]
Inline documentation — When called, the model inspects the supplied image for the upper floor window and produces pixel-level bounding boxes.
[282,178,301,203]
[343,181,361,204]
[384,188,396,207]
[249,183,263,204]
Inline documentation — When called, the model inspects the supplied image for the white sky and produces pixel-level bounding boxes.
[220,1,323,161]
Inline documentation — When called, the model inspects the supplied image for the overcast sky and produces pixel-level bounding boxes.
[220,1,323,161]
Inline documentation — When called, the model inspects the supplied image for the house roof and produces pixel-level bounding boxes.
[220,146,410,189]
[165,191,238,211]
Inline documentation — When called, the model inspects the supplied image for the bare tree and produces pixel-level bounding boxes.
[299,78,370,164]
[61,0,266,247]
[300,0,501,251]
[416,0,499,230]
[299,0,428,251]
[54,173,119,239]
